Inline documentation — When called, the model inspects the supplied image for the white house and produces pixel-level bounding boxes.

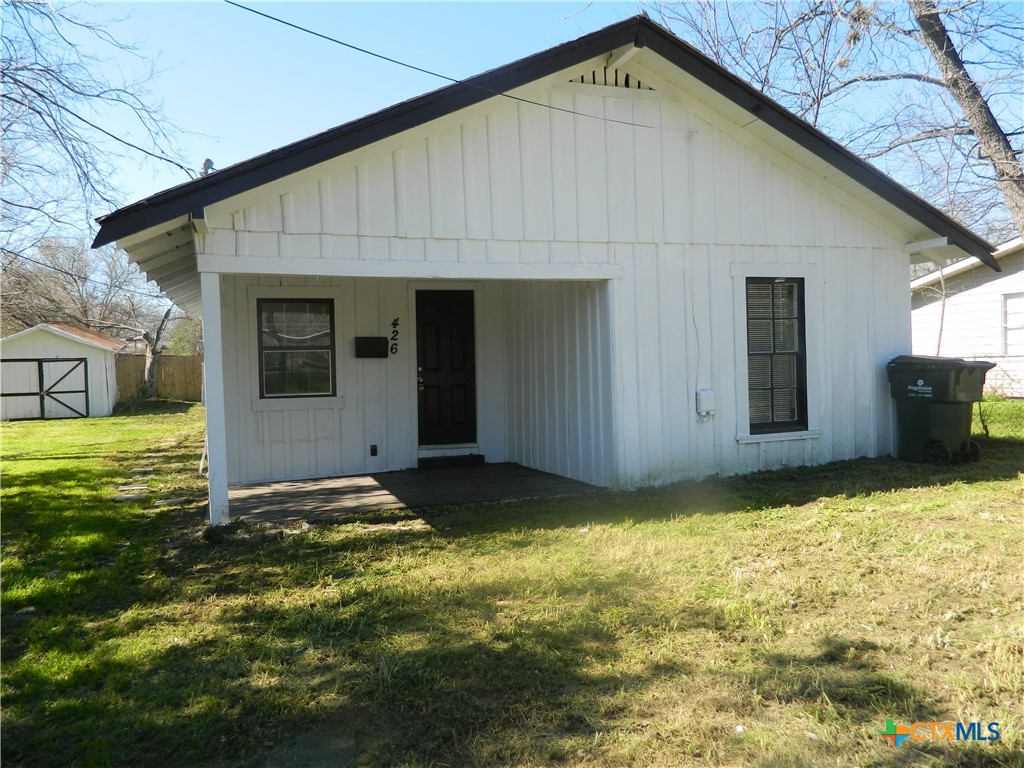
[0,323,125,420]
[92,17,999,524]
[912,238,1023,396]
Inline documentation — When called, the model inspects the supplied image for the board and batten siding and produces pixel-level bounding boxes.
[505,280,615,487]
[220,274,616,486]
[203,67,919,487]
[912,249,1024,396]
[221,275,508,485]
[199,72,912,263]
[607,243,908,487]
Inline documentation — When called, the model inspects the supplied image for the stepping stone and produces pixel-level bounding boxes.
[115,493,149,502]
[129,468,156,474]
[152,498,187,507]
[118,485,150,492]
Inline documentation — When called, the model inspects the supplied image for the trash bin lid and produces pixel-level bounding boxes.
[885,355,996,371]
[886,355,965,370]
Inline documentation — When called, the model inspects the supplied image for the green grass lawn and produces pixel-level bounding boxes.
[2,402,1022,767]
[976,396,1024,442]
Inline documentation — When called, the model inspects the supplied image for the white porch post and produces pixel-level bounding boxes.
[200,272,230,525]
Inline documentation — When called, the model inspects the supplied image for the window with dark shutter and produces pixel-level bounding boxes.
[257,299,336,398]
[746,278,807,433]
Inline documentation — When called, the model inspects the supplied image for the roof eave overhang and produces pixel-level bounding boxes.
[637,30,998,271]
[93,16,998,272]
[92,18,647,248]
[911,236,1021,290]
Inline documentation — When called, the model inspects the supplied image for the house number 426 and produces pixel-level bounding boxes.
[390,318,399,355]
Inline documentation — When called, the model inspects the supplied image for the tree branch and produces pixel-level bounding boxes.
[862,126,975,159]
[818,72,947,101]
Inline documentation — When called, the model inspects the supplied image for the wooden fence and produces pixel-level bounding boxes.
[116,355,203,403]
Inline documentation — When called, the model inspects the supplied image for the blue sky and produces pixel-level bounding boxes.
[76,2,640,210]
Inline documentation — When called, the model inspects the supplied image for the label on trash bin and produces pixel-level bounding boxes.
[907,378,933,398]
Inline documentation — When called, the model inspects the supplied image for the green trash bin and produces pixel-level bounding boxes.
[885,355,996,464]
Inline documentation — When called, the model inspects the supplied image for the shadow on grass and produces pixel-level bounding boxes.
[4,415,1021,767]
[1,427,208,666]
[220,439,1024,534]
[4,518,1021,768]
[112,398,198,416]
[403,440,1024,538]
[727,440,1024,511]
[3,526,677,765]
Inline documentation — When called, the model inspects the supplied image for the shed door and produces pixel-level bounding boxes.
[0,358,89,419]
[416,291,476,445]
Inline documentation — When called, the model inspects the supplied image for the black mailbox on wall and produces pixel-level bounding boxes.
[354,337,389,358]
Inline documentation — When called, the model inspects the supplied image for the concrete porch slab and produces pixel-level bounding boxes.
[229,463,598,525]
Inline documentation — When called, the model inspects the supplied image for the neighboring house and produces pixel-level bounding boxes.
[912,238,1023,397]
[92,17,998,524]
[120,338,169,355]
[0,323,125,420]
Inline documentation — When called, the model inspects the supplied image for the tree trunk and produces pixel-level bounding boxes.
[935,270,947,356]
[141,306,174,398]
[141,345,159,399]
[910,0,1024,237]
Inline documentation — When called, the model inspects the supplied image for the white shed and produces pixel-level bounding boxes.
[0,323,125,420]
[912,238,1024,396]
[92,16,1000,524]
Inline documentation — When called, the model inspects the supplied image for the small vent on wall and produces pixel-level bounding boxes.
[569,67,654,90]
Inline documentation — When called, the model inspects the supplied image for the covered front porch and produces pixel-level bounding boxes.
[198,268,619,525]
[229,462,598,525]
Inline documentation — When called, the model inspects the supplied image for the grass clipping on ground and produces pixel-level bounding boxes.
[1,403,1022,767]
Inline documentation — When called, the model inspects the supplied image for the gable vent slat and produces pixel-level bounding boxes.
[568,68,654,91]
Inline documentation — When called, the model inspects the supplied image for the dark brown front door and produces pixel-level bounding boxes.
[416,290,476,445]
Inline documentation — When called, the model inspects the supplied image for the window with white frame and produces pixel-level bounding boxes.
[746,277,808,433]
[1004,292,1023,356]
[257,299,335,398]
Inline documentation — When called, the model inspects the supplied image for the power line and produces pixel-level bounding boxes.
[222,0,661,132]
[5,251,167,300]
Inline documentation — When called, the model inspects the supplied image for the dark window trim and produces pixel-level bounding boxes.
[746,277,808,434]
[257,298,337,399]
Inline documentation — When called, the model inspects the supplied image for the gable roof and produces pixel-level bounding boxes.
[1,323,126,352]
[92,15,998,270]
[912,237,1022,291]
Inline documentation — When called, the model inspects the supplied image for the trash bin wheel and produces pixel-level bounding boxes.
[924,441,953,466]
[966,439,982,462]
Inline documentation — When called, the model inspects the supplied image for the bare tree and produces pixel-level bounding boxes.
[649,0,1023,240]
[909,0,1024,235]
[1,1,195,395]
[1,239,178,397]
[1,0,191,257]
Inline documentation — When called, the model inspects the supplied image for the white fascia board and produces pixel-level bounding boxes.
[0,324,121,352]
[197,254,623,281]
[903,236,951,254]
[0,325,40,345]
[910,238,1020,291]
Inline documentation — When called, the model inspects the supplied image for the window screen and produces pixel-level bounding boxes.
[257,299,335,398]
[746,278,807,433]
[1004,293,1023,356]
